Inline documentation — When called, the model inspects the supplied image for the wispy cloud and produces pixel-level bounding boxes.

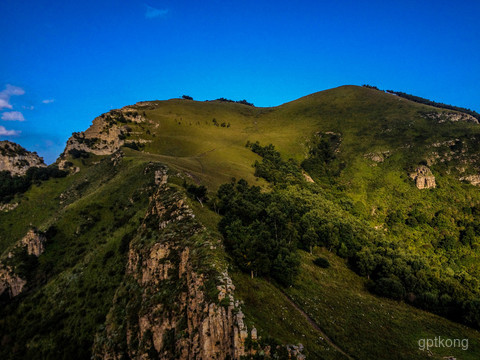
[0,84,25,110]
[0,125,20,136]
[145,4,168,19]
[2,111,25,121]
[23,105,35,110]
[42,99,55,104]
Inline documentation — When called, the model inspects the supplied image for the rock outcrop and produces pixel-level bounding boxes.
[0,228,47,299]
[0,140,46,175]
[0,265,27,298]
[0,203,18,212]
[364,151,391,165]
[423,112,479,124]
[61,108,146,159]
[460,174,480,186]
[20,228,47,257]
[410,165,436,189]
[93,168,249,359]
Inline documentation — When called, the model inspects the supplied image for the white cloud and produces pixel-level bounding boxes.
[4,84,25,96]
[2,111,25,121]
[0,84,25,110]
[0,99,11,110]
[42,99,54,104]
[145,4,168,19]
[0,126,20,136]
[23,105,35,110]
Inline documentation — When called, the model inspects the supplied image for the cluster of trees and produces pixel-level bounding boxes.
[301,133,344,182]
[184,182,208,206]
[215,141,480,329]
[246,141,302,184]
[351,243,480,328]
[386,90,480,121]
[68,148,90,159]
[123,141,145,151]
[0,166,68,203]
[362,85,480,121]
[207,98,254,107]
[217,180,300,286]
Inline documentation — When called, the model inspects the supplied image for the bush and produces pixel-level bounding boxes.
[371,277,406,300]
[68,148,90,159]
[313,257,330,268]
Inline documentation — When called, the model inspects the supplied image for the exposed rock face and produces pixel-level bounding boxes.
[460,174,480,186]
[93,169,249,359]
[21,229,47,256]
[0,140,46,176]
[302,171,314,183]
[423,112,479,124]
[364,151,391,165]
[0,228,47,298]
[0,265,27,298]
[410,165,436,189]
[0,203,18,212]
[61,108,146,158]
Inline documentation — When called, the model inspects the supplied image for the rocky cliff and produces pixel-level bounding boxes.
[0,265,26,298]
[0,141,46,175]
[410,165,436,189]
[61,108,146,159]
[93,168,250,359]
[460,174,480,186]
[0,228,47,298]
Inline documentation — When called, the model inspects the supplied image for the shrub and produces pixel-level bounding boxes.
[371,277,406,300]
[68,148,90,159]
[313,257,330,268]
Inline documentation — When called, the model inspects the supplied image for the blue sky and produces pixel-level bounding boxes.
[1,0,479,163]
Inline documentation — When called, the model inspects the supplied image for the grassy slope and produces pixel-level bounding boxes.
[233,247,480,359]
[287,248,480,360]
[126,86,480,189]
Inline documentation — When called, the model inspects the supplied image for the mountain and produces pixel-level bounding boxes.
[1,85,480,359]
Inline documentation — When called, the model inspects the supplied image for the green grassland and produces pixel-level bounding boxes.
[233,247,480,360]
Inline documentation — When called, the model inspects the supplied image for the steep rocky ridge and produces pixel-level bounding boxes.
[94,168,252,359]
[0,140,46,175]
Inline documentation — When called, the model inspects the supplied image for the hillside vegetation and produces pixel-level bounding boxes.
[2,85,480,359]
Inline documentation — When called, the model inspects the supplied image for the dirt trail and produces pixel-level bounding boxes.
[280,290,354,360]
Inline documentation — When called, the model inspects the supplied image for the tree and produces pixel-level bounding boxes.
[371,277,406,300]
